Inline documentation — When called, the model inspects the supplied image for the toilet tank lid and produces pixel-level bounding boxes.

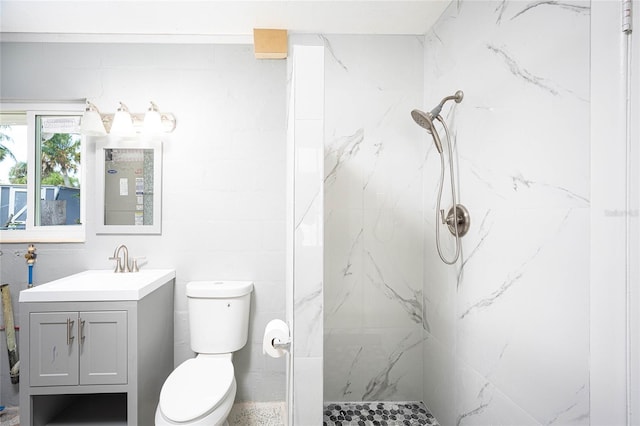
[187,280,254,298]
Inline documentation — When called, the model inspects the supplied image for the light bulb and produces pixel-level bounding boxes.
[80,102,107,136]
[143,102,162,134]
[110,102,134,136]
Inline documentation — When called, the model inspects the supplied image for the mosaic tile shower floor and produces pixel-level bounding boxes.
[323,402,439,426]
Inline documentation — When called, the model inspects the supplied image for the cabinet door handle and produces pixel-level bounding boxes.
[66,318,75,345]
[79,319,86,345]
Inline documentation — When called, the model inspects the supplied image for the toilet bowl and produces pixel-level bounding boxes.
[155,354,236,426]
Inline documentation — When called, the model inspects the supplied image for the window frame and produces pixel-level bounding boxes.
[0,101,86,243]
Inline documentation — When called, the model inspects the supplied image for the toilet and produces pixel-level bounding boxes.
[155,280,253,426]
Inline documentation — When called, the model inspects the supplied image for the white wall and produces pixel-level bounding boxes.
[0,42,287,406]
[422,1,591,424]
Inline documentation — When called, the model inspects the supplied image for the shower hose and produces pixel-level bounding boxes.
[434,115,461,265]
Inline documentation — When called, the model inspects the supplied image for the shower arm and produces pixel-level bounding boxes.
[429,91,464,120]
[438,93,462,106]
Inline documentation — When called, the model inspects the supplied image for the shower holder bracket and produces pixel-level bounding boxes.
[443,204,470,237]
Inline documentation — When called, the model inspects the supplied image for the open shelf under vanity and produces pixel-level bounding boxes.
[33,393,127,426]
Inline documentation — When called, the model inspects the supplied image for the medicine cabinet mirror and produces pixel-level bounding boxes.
[96,140,162,234]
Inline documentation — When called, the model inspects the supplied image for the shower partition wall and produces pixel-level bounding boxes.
[286,43,325,426]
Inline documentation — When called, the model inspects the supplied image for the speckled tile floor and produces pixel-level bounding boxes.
[228,402,286,425]
[323,402,439,426]
[0,407,19,426]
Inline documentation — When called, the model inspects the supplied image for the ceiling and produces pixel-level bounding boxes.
[0,1,451,43]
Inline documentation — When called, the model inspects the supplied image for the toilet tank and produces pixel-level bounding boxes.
[186,281,253,354]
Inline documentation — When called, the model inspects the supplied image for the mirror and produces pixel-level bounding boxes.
[96,140,162,234]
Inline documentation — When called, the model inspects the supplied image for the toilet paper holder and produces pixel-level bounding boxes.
[263,318,291,357]
[271,337,291,351]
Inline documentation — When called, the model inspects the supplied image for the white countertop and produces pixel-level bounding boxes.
[19,269,176,302]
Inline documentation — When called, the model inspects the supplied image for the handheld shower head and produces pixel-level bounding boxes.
[411,109,434,132]
[411,90,464,154]
[411,109,443,153]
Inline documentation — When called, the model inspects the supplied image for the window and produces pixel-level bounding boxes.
[0,102,86,242]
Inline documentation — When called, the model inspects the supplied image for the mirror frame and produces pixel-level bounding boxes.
[96,139,162,234]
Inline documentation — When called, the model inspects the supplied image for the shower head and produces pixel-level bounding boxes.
[411,109,435,133]
[411,109,443,153]
[411,90,463,154]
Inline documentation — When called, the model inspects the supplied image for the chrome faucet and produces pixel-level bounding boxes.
[109,244,131,273]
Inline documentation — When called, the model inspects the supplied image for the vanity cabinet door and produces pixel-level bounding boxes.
[79,311,127,385]
[29,311,127,387]
[30,312,79,387]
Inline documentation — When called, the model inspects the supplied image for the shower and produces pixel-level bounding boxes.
[412,90,470,264]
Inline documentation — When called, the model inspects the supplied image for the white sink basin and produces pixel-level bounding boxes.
[19,269,176,302]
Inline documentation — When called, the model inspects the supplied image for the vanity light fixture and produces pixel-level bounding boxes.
[80,101,177,136]
[80,102,107,136]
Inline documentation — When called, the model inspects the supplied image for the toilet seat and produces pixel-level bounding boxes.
[159,356,234,423]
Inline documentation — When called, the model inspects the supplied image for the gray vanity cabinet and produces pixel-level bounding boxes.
[29,311,127,387]
[19,272,175,426]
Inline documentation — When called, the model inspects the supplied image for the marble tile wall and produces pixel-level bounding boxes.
[323,35,427,402]
[422,1,591,425]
